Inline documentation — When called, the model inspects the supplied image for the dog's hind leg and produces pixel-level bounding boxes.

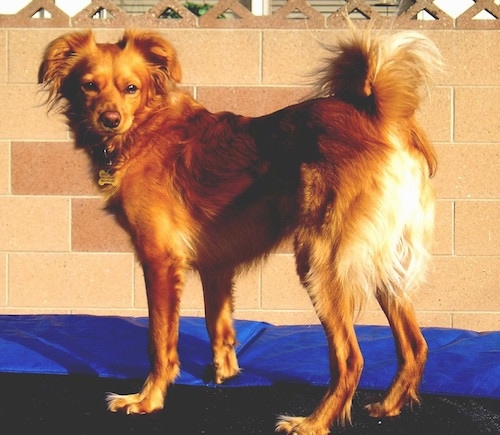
[200,267,240,384]
[365,291,427,417]
[276,238,364,434]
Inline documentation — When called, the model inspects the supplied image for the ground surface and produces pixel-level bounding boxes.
[1,374,498,434]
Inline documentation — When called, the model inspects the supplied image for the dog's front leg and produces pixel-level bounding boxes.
[200,267,240,384]
[107,258,184,414]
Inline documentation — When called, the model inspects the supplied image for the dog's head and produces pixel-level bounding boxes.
[38,30,181,138]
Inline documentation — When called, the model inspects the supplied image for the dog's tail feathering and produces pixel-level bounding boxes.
[315,31,442,120]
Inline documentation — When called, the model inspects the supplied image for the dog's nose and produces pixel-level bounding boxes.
[99,111,121,129]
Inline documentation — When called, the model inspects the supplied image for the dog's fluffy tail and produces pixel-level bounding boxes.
[315,31,442,120]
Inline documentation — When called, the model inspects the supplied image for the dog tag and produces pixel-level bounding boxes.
[98,170,118,187]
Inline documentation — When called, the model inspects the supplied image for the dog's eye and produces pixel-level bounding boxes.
[82,81,98,92]
[125,84,138,94]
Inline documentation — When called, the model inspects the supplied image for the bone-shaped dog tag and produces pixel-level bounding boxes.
[98,170,118,187]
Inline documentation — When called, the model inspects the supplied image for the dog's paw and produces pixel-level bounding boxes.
[275,415,305,434]
[106,393,139,413]
[203,362,240,384]
[364,401,401,418]
[211,344,240,384]
[365,390,421,418]
[106,392,164,414]
[213,360,240,384]
[275,415,330,435]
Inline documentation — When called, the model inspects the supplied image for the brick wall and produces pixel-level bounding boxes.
[0,1,499,331]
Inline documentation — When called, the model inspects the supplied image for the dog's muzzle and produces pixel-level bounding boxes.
[99,111,121,129]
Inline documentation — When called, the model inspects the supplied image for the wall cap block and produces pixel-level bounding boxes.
[1,0,498,29]
[0,0,70,27]
[456,0,500,29]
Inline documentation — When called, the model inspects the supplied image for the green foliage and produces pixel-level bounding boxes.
[161,2,220,18]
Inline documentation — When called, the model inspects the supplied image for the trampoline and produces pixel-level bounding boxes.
[0,315,498,434]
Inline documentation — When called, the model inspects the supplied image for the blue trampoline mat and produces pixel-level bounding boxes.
[0,315,498,400]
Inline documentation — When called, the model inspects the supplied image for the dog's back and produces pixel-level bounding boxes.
[195,32,441,292]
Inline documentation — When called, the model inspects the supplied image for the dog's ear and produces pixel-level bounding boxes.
[38,31,96,107]
[121,30,182,87]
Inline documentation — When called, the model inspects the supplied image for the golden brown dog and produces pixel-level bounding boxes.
[39,29,440,434]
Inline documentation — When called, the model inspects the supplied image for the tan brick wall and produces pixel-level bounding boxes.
[0,3,498,331]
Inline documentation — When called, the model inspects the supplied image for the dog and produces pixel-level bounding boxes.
[39,28,441,434]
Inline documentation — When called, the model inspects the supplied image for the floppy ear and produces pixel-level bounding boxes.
[121,30,182,89]
[38,30,96,108]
